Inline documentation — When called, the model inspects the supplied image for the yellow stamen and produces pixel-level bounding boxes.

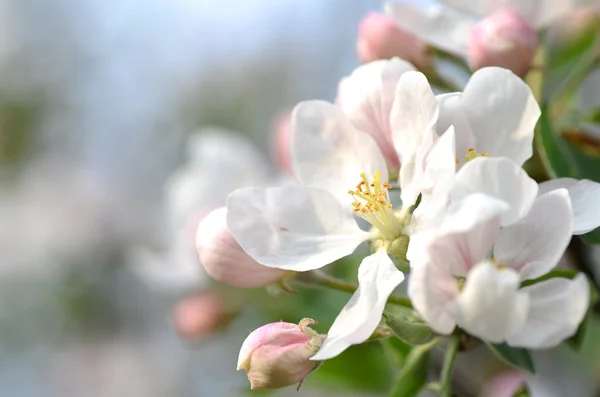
[465,147,490,162]
[347,172,404,240]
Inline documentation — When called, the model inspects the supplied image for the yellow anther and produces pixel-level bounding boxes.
[465,147,490,162]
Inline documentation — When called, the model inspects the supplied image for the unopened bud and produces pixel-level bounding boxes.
[357,12,429,69]
[237,319,324,390]
[468,10,539,77]
[196,207,287,288]
[270,110,292,174]
[479,371,529,397]
[173,291,232,341]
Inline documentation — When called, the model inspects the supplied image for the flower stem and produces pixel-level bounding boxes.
[295,270,412,308]
[439,334,460,397]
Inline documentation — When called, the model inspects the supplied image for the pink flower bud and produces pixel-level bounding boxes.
[479,371,529,397]
[357,12,429,69]
[196,207,287,288]
[172,291,231,341]
[468,9,539,77]
[237,319,324,390]
[270,110,292,174]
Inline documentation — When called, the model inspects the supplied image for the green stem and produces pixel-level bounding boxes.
[439,335,460,397]
[296,270,413,308]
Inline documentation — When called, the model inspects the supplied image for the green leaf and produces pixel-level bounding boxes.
[388,342,433,397]
[311,343,393,392]
[487,343,535,374]
[383,308,435,346]
[535,107,600,242]
[520,269,577,287]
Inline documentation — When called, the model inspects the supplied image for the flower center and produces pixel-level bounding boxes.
[348,172,404,240]
[456,147,490,165]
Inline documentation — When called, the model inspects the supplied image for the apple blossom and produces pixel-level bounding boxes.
[409,190,590,348]
[237,319,324,390]
[356,12,430,69]
[385,0,573,60]
[468,10,539,76]
[227,70,442,359]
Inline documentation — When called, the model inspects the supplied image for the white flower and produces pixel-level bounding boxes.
[227,70,440,359]
[409,190,590,348]
[130,129,271,292]
[385,0,574,58]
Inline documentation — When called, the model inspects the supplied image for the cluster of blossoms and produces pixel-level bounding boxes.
[194,58,600,391]
[169,0,600,393]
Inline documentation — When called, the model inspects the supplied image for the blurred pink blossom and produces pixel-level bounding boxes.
[468,10,538,76]
[356,12,429,69]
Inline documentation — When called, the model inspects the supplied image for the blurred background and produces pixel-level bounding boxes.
[1,0,599,396]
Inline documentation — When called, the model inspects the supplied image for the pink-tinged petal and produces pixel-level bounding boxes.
[494,189,573,280]
[452,157,538,226]
[291,100,389,206]
[454,262,530,343]
[196,207,287,288]
[337,59,416,173]
[385,0,476,57]
[312,250,404,360]
[226,186,370,271]
[391,71,438,207]
[458,67,540,165]
[408,253,459,334]
[538,178,600,235]
[507,274,589,349]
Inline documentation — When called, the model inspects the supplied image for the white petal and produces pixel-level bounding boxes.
[410,127,457,233]
[337,59,416,172]
[226,186,370,271]
[459,67,541,166]
[391,71,438,207]
[408,253,459,334]
[427,193,507,275]
[507,274,589,349]
[436,92,475,162]
[311,250,405,360]
[454,262,530,343]
[538,178,600,235]
[452,157,538,226]
[494,189,573,280]
[385,0,475,57]
[291,100,389,206]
